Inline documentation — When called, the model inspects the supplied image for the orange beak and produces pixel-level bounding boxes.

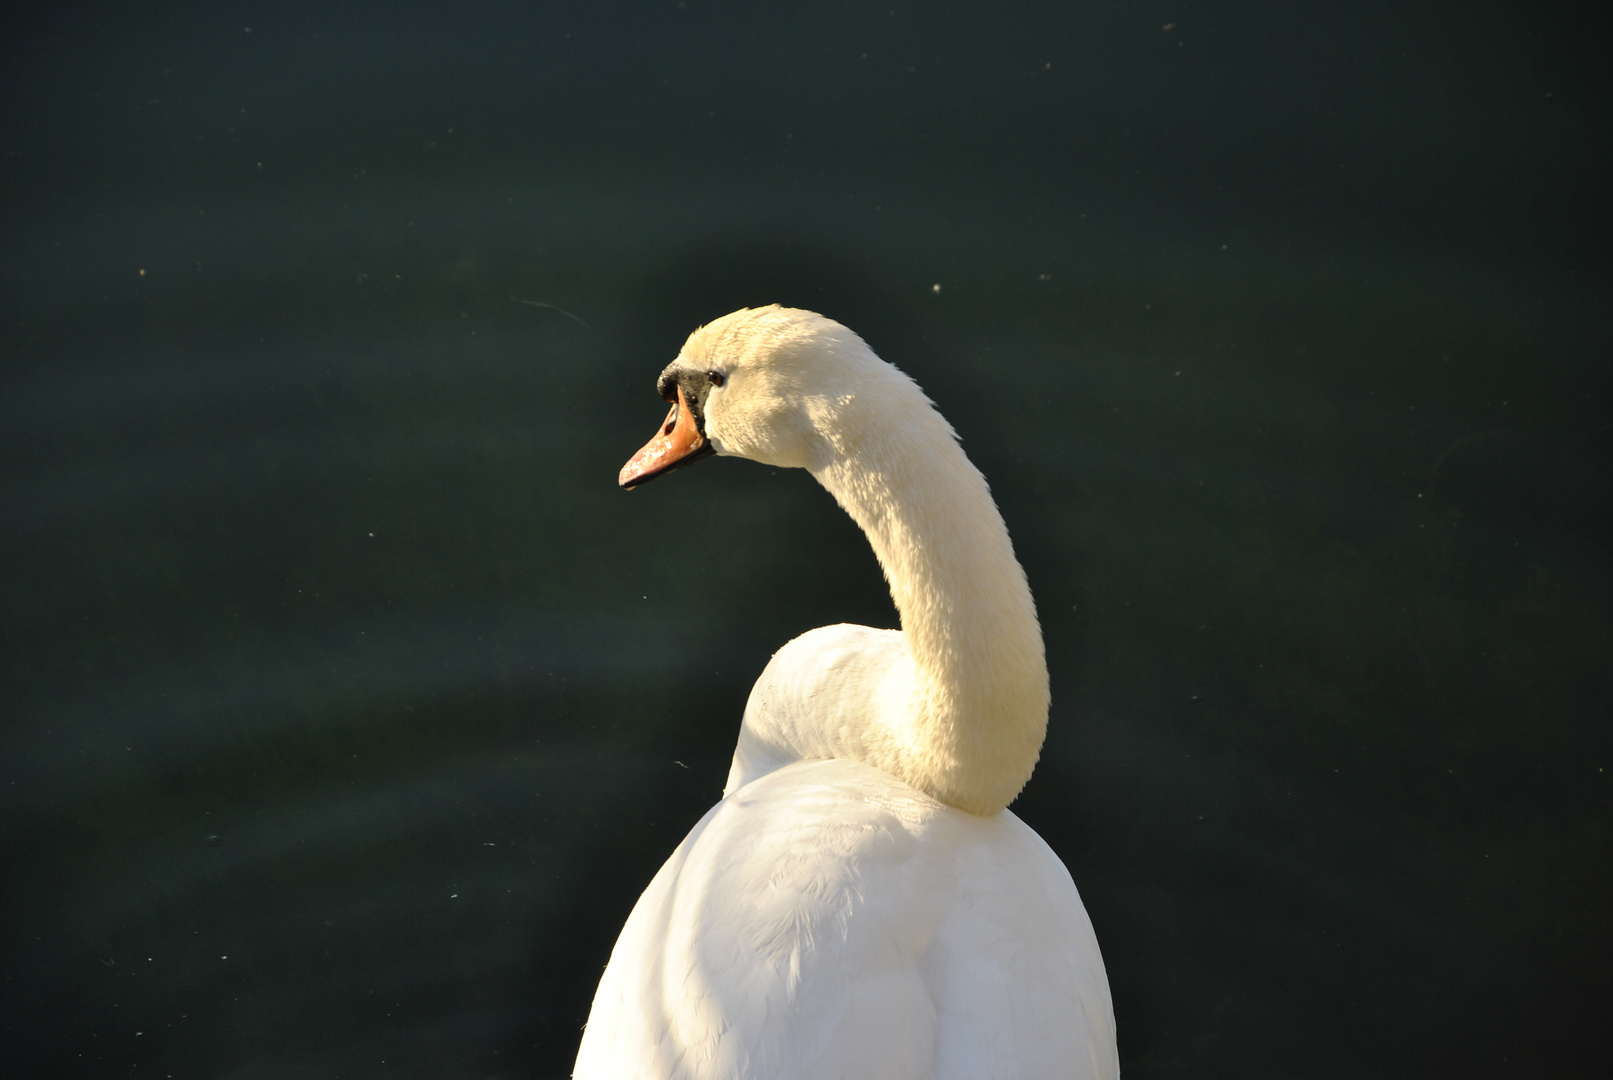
[619,385,714,489]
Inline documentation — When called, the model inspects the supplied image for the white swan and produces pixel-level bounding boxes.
[574,306,1117,1079]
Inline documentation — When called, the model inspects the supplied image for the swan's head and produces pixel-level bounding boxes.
[620,305,910,487]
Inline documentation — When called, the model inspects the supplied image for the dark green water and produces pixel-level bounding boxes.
[2,3,1608,1077]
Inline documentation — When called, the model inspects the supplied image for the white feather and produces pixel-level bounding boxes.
[575,307,1117,1078]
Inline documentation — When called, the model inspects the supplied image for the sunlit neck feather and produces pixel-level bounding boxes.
[815,368,1047,814]
[713,310,1049,815]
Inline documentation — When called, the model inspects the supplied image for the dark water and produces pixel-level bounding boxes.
[2,2,1608,1077]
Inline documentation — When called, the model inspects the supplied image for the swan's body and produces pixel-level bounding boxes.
[575,307,1117,1079]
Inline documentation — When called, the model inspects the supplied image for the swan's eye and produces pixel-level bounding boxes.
[707,370,725,387]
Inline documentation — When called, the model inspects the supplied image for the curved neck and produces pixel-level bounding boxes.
[811,392,1049,815]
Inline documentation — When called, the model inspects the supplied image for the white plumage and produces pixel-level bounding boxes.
[575,307,1117,1079]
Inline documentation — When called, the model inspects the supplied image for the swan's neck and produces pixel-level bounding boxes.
[810,390,1049,815]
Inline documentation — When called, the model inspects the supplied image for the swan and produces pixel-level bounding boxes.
[574,306,1117,1079]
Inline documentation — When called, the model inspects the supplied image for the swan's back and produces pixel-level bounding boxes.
[573,758,1117,1080]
